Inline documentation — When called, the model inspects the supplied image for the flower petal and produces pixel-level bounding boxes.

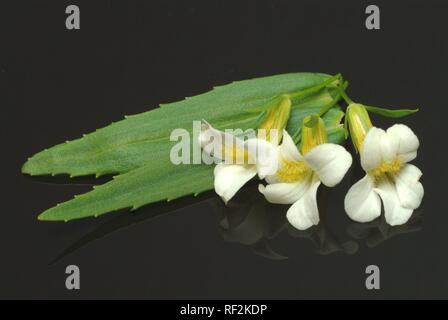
[279,130,303,162]
[360,127,385,171]
[199,120,245,162]
[214,164,257,203]
[395,164,424,209]
[258,177,311,205]
[360,126,398,171]
[245,138,279,177]
[304,143,352,187]
[344,174,382,223]
[265,174,281,184]
[386,124,419,163]
[286,177,321,230]
[375,178,414,226]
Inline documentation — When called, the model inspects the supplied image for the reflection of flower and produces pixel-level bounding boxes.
[52,183,423,264]
[216,190,287,260]
[344,124,424,226]
[346,209,423,248]
[259,124,352,230]
[216,184,359,258]
[213,186,288,260]
[288,226,359,256]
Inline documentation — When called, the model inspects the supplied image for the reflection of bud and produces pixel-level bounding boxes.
[346,103,373,152]
[300,115,327,154]
[257,96,291,143]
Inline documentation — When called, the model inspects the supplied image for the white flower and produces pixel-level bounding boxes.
[199,121,278,203]
[258,130,352,230]
[344,124,424,226]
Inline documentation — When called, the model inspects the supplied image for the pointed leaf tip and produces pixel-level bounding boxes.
[365,105,419,118]
[38,211,54,221]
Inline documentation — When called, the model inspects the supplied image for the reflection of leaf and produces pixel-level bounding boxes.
[24,73,348,221]
[252,241,288,261]
[52,184,422,264]
[50,192,218,265]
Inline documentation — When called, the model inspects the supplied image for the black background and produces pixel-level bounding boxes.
[1,0,447,299]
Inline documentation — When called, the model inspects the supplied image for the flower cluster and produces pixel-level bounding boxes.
[199,98,423,230]
[344,104,423,226]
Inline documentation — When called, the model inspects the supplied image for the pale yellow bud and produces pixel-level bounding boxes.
[346,103,373,152]
[257,96,291,143]
[300,115,327,155]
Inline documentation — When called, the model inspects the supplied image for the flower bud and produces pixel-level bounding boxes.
[257,96,291,144]
[346,103,373,152]
[300,115,327,154]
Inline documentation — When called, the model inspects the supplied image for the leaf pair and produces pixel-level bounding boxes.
[23,73,348,221]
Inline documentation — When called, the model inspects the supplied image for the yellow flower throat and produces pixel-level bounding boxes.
[276,159,310,183]
[368,158,402,180]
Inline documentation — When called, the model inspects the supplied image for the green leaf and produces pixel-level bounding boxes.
[22,73,335,177]
[38,104,346,222]
[38,161,214,221]
[323,107,345,144]
[26,72,348,221]
[288,88,345,144]
[364,105,419,118]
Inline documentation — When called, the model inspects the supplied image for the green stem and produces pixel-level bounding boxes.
[317,80,348,117]
[287,73,342,99]
[338,85,354,105]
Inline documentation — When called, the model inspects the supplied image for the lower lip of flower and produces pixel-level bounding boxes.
[276,159,309,182]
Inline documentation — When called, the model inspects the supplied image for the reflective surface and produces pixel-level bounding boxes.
[1,0,447,298]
